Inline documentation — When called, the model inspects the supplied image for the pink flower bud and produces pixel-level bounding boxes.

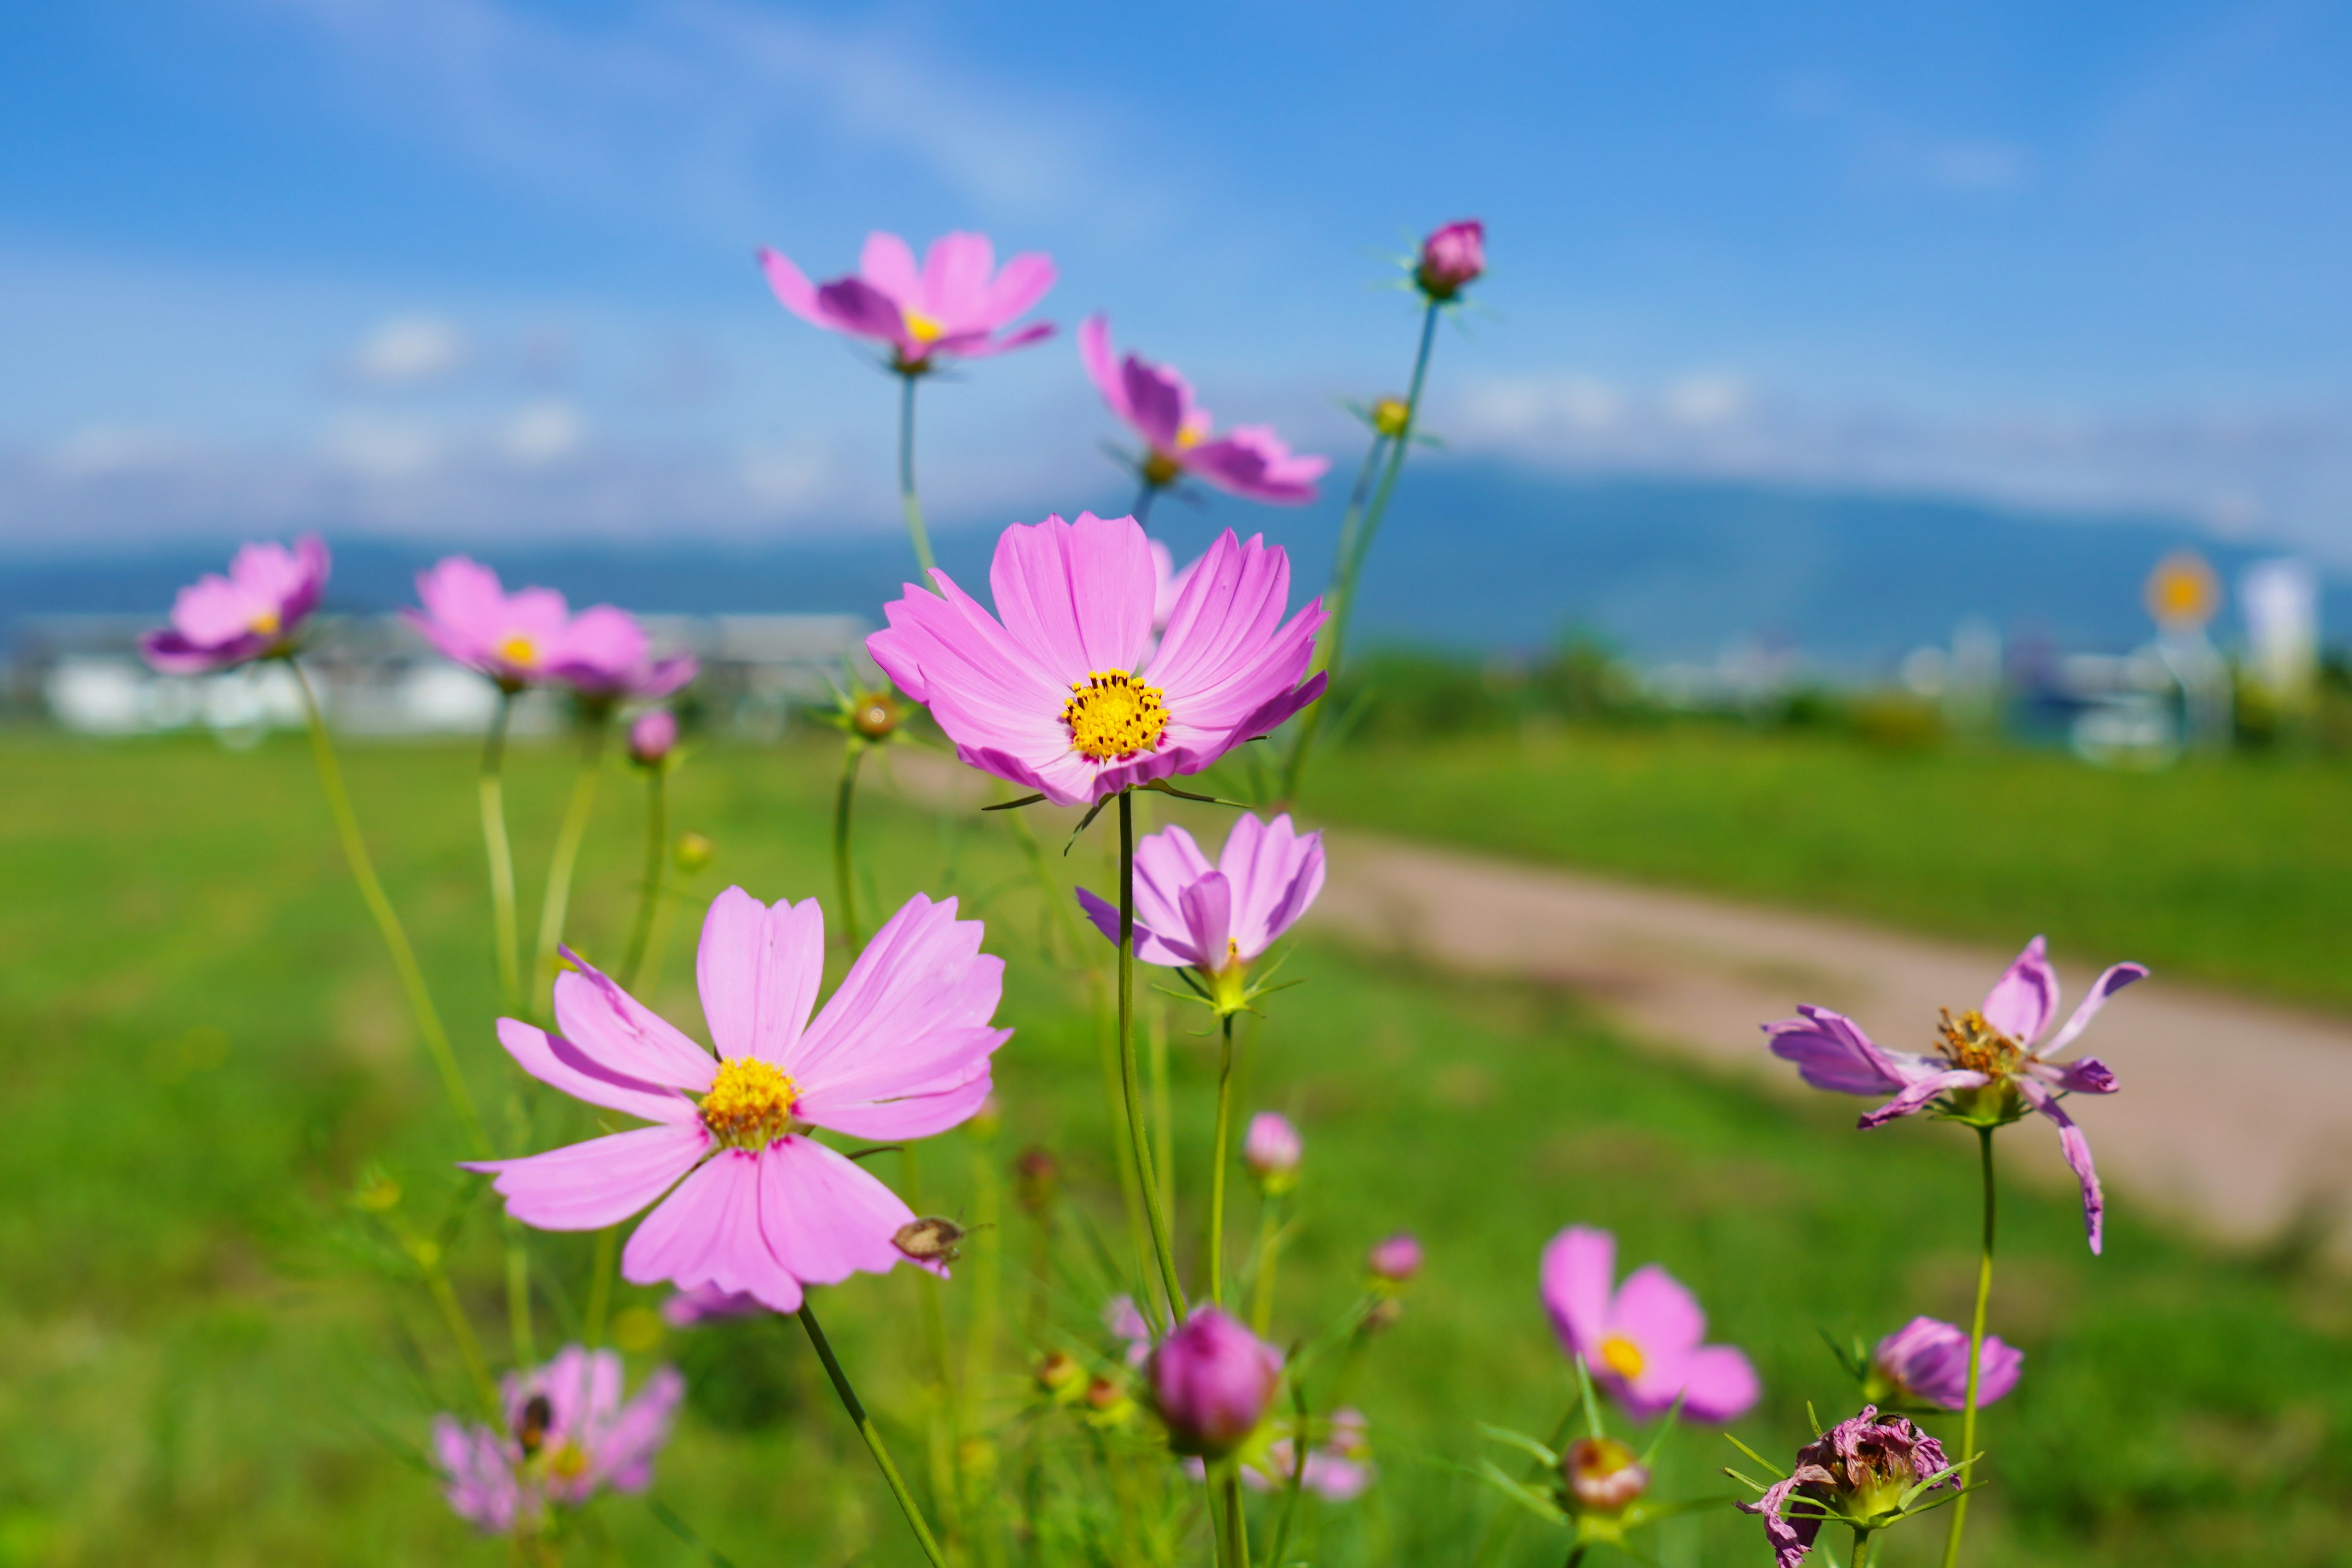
[1366,1231,1422,1284]
[1562,1436,1650,1514]
[1147,1308,1281,1457]
[1415,219,1485,300]
[628,709,678,766]
[1243,1112,1302,1189]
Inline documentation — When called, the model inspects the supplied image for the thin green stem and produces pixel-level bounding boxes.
[478,689,522,1013]
[531,715,610,1013]
[834,739,867,952]
[1249,1195,1283,1338]
[289,662,488,1155]
[1469,1403,1580,1568]
[505,1227,536,1368]
[1853,1525,1875,1568]
[1216,1462,1249,1568]
[1941,1128,1999,1568]
[1132,477,1161,529]
[423,1264,502,1419]
[620,767,668,990]
[1265,1382,1308,1568]
[1118,790,1188,1323]
[1210,1012,1236,1306]
[583,1224,619,1348]
[899,372,938,579]
[1149,1003,1175,1236]
[797,1303,950,1568]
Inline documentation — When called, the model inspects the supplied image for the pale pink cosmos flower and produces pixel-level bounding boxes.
[758,231,1055,374]
[1763,935,2145,1252]
[432,1344,684,1535]
[867,512,1326,807]
[1541,1225,1759,1423]
[1080,317,1327,505]
[468,886,1009,1312]
[405,557,696,702]
[141,535,330,674]
[1740,1406,1954,1568]
[1074,813,1325,993]
[1873,1316,2021,1412]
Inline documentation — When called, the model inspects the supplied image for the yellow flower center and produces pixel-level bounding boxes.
[1061,669,1169,762]
[699,1056,799,1150]
[1140,448,1185,488]
[1174,423,1204,450]
[903,307,946,343]
[497,633,540,668]
[1936,1008,2021,1078]
[546,1442,589,1480]
[1599,1334,1645,1380]
[247,608,282,637]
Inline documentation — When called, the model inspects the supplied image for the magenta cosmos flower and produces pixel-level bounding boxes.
[141,534,330,674]
[406,556,696,701]
[1148,1307,1282,1457]
[1740,1406,1954,1568]
[1542,1226,1759,1423]
[1415,219,1486,301]
[1080,317,1327,505]
[1074,812,1325,1009]
[1872,1316,2021,1412]
[1764,935,2144,1252]
[867,512,1326,807]
[469,886,1009,1312]
[432,1345,683,1535]
[758,230,1055,373]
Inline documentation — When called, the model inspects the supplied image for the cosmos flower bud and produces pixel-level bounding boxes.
[1371,397,1411,437]
[628,709,678,767]
[1012,1147,1060,1215]
[1147,1309,1282,1458]
[1366,1232,1422,1284]
[1562,1436,1651,1515]
[894,1216,968,1264]
[1243,1112,1302,1193]
[673,832,714,873]
[851,688,906,741]
[1036,1351,1085,1399]
[1415,219,1486,301]
[1360,1297,1404,1335]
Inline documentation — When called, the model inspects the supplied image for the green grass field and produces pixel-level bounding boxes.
[0,731,2346,1566]
[1302,725,2352,1013]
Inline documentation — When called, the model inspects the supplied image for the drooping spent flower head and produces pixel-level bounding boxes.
[868,512,1327,807]
[1870,1316,2021,1412]
[1147,1308,1282,1458]
[1415,219,1486,301]
[1541,1225,1758,1423]
[1762,935,2145,1252]
[1074,812,1325,1014]
[432,1345,684,1536]
[1738,1406,1956,1567]
[1080,318,1327,504]
[405,556,696,703]
[141,535,330,674]
[468,885,1009,1312]
[758,231,1055,375]
[1244,1112,1303,1193]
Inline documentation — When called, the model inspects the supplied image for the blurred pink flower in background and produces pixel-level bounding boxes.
[1105,1295,1153,1367]
[661,1283,766,1327]
[1243,1112,1302,1187]
[1080,317,1327,504]
[1243,1408,1374,1501]
[1414,219,1486,300]
[1075,812,1325,985]
[1541,1224,1760,1423]
[758,231,1055,372]
[1367,1232,1422,1284]
[1873,1316,2022,1411]
[1148,1308,1282,1458]
[870,513,1325,806]
[470,886,1008,1313]
[406,556,696,703]
[628,708,679,766]
[140,535,329,674]
[432,1344,683,1534]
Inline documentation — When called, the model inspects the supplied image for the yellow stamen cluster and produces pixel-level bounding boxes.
[699,1056,799,1150]
[1935,1008,2021,1079]
[1140,448,1185,488]
[902,307,946,343]
[1599,1334,1646,1379]
[497,633,540,668]
[248,608,282,637]
[1062,669,1168,762]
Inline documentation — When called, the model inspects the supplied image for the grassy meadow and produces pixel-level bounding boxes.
[0,729,2346,1565]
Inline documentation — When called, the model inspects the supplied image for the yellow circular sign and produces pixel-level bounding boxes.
[2146,551,2220,628]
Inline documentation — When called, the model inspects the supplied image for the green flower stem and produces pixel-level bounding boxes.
[834,739,867,952]
[478,688,522,1014]
[288,662,488,1156]
[796,1302,951,1568]
[621,766,668,990]
[1853,1525,1875,1568]
[1941,1127,1999,1568]
[423,1256,501,1420]
[1264,1382,1310,1568]
[1150,1003,1175,1236]
[582,1223,620,1349]
[899,372,938,580]
[1118,790,1189,1324]
[1132,477,1161,529]
[1249,1192,1283,1339]
[1208,1012,1237,1306]
[1216,1461,1249,1568]
[504,1221,536,1368]
[530,714,611,1015]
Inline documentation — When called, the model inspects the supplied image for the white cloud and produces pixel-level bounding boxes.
[49,425,195,478]
[322,413,443,478]
[500,400,584,466]
[349,314,468,384]
[1663,373,1750,428]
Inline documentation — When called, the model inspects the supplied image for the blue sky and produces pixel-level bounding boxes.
[5,0,2350,557]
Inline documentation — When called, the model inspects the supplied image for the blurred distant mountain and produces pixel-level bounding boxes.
[5,463,2338,671]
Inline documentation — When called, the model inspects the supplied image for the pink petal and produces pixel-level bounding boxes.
[1074,887,1198,968]
[1659,1343,1761,1423]
[2020,1079,2106,1253]
[1180,872,1234,971]
[757,247,829,327]
[550,952,717,1093]
[595,1366,684,1493]
[1982,935,2060,1044]
[695,887,824,1066]
[2045,962,2147,1055]
[856,231,920,306]
[957,320,1055,356]
[759,1136,917,1286]
[1539,1225,1614,1358]
[1078,315,1131,420]
[621,1149,801,1310]
[469,1123,707,1231]
[1762,1006,1914,1096]
[1121,355,1193,453]
[981,251,1056,328]
[986,511,1156,684]
[815,276,913,347]
[788,891,999,1082]
[494,1016,695,1125]
[920,230,996,325]
[1219,813,1324,961]
[1857,1067,1988,1129]
[1611,1262,1707,1356]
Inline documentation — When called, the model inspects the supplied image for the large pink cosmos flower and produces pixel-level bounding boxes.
[469,886,1009,1312]
[140,535,330,674]
[405,556,695,701]
[1763,935,2144,1252]
[1080,317,1327,505]
[432,1344,683,1534]
[1075,813,1324,1006]
[758,231,1055,373]
[868,513,1326,807]
[1541,1226,1759,1423]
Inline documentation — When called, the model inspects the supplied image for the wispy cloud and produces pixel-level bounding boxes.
[1774,70,2036,194]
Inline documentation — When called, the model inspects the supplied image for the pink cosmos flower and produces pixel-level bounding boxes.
[661,1283,766,1327]
[1763,935,2145,1253]
[1243,1408,1374,1501]
[1541,1226,1760,1423]
[1872,1316,2021,1412]
[758,231,1055,374]
[1074,813,1325,994]
[867,512,1327,807]
[1739,1406,1954,1568]
[1080,317,1327,505]
[1243,1112,1302,1185]
[432,1344,684,1535]
[1105,1294,1153,1368]
[405,556,696,701]
[141,535,330,674]
[1415,219,1486,300]
[1148,1308,1282,1457]
[468,886,1009,1313]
